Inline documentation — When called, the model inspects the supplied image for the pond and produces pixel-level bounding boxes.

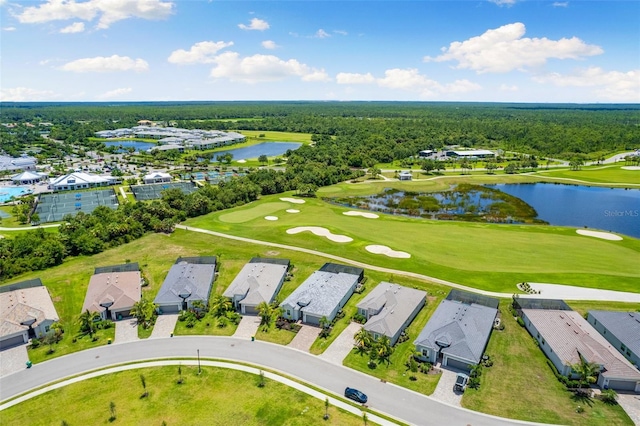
[328,184,542,224]
[211,142,302,161]
[103,141,156,152]
[487,183,640,238]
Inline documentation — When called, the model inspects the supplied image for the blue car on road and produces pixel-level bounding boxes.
[344,387,368,404]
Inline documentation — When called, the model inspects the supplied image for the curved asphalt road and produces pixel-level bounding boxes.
[0,336,545,426]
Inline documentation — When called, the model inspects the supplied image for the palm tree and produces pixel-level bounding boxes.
[571,356,599,393]
[354,328,372,355]
[257,301,273,329]
[210,295,233,317]
[376,336,394,365]
[78,309,100,338]
[130,297,157,329]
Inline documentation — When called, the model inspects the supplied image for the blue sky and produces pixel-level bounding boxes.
[1,0,638,103]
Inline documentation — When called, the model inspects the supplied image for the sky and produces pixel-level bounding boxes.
[1,0,639,103]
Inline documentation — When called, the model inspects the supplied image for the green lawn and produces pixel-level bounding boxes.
[462,301,633,425]
[0,366,365,426]
[185,189,640,294]
[535,165,640,185]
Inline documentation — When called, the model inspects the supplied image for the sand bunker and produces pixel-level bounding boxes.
[365,245,411,258]
[280,197,306,204]
[286,209,300,213]
[521,283,640,303]
[621,166,640,170]
[286,226,353,243]
[576,229,622,241]
[264,216,279,221]
[237,159,247,163]
[343,211,379,219]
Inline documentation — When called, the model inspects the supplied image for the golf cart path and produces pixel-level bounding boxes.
[177,225,640,302]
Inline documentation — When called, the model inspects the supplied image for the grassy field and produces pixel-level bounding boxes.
[0,366,365,426]
[462,301,633,426]
[535,165,640,185]
[185,188,640,294]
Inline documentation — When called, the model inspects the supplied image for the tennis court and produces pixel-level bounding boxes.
[35,189,119,223]
[130,182,198,201]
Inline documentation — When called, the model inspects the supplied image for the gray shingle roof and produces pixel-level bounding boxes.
[414,299,497,364]
[358,282,426,340]
[588,310,640,357]
[280,270,358,318]
[523,309,640,381]
[222,259,289,306]
[154,259,215,305]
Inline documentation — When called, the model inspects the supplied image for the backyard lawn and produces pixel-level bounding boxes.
[0,366,365,426]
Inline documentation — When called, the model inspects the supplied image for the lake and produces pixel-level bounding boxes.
[104,141,155,152]
[211,142,302,161]
[488,183,640,238]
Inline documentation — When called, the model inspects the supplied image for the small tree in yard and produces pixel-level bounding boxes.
[571,356,599,394]
[319,316,331,338]
[78,310,100,339]
[258,154,269,165]
[258,370,265,388]
[131,298,157,329]
[177,364,184,384]
[109,401,116,421]
[324,397,330,420]
[140,374,148,398]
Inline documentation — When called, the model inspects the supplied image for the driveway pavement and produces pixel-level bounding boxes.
[114,318,139,344]
[618,392,640,426]
[150,314,178,338]
[288,324,321,352]
[430,365,463,407]
[319,322,361,364]
[233,315,261,339]
[0,337,543,426]
[0,345,29,377]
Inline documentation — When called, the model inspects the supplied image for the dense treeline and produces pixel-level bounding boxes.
[2,102,639,158]
[0,176,271,280]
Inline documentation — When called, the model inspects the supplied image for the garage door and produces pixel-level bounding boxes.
[244,306,258,315]
[0,334,26,350]
[445,357,472,372]
[304,314,321,325]
[160,305,180,314]
[607,379,637,391]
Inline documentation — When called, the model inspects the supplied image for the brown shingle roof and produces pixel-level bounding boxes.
[82,271,141,314]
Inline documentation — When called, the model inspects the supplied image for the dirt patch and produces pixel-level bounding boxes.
[265,250,280,256]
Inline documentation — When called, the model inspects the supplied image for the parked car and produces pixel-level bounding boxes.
[454,373,469,392]
[344,387,368,404]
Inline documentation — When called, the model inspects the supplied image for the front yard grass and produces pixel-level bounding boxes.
[255,326,297,345]
[462,300,633,425]
[0,366,365,426]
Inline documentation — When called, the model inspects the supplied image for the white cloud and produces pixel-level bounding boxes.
[426,22,603,73]
[238,18,269,31]
[336,68,482,97]
[489,0,517,6]
[553,2,569,7]
[209,51,329,83]
[499,84,519,91]
[60,21,85,33]
[0,87,57,101]
[168,41,233,64]
[315,29,330,39]
[61,55,149,72]
[533,67,640,102]
[3,26,16,31]
[336,72,376,84]
[15,0,174,30]
[261,40,278,50]
[97,87,132,99]
[333,30,348,36]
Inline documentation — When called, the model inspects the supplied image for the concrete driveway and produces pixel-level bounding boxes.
[430,365,463,407]
[233,316,261,339]
[319,322,361,365]
[150,314,178,339]
[617,392,640,426]
[288,325,321,352]
[114,318,139,344]
[0,337,541,426]
[0,345,29,377]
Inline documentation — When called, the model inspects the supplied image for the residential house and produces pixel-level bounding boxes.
[588,310,640,369]
[414,290,499,372]
[516,299,640,392]
[357,282,426,345]
[82,263,142,321]
[0,279,59,349]
[154,257,216,314]
[223,258,290,314]
[280,263,363,325]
